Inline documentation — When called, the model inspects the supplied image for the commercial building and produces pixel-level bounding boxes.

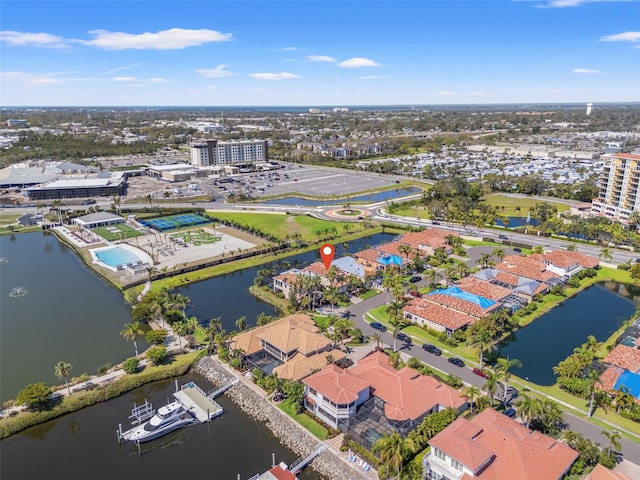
[190,139,268,167]
[26,174,126,200]
[592,153,640,225]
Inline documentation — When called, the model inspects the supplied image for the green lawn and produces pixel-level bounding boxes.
[93,224,143,241]
[482,193,570,214]
[278,398,328,439]
[207,211,367,242]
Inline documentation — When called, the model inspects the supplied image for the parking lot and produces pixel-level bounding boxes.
[206,163,400,201]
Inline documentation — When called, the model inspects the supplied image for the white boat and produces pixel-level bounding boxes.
[121,401,197,443]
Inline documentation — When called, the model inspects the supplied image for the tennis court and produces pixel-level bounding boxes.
[139,213,213,231]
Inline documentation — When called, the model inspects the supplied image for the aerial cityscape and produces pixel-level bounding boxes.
[1,1,640,480]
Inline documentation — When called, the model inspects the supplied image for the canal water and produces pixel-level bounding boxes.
[178,232,394,333]
[258,187,421,206]
[0,232,141,403]
[498,281,639,386]
[0,374,322,480]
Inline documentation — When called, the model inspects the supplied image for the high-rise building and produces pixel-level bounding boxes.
[591,153,640,224]
[190,139,268,167]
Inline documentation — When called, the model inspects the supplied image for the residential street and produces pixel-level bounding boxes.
[345,285,640,465]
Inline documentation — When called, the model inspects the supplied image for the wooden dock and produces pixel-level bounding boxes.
[172,381,223,423]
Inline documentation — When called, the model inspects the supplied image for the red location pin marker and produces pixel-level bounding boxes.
[320,243,335,270]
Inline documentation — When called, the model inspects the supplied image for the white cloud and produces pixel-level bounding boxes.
[195,65,234,78]
[146,77,167,83]
[113,76,136,82]
[306,55,336,63]
[275,46,297,51]
[337,57,381,68]
[25,78,63,87]
[105,63,142,74]
[249,72,301,80]
[0,30,66,48]
[359,75,390,80]
[437,90,454,96]
[0,71,27,79]
[600,31,640,42]
[83,28,232,50]
[572,68,601,74]
[541,0,633,7]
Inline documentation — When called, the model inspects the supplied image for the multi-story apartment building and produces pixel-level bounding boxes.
[592,153,640,225]
[190,139,268,167]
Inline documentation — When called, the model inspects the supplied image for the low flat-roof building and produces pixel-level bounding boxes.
[73,212,125,228]
[26,174,126,200]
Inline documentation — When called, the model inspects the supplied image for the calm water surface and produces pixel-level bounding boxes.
[0,232,139,402]
[499,282,639,385]
[0,374,322,480]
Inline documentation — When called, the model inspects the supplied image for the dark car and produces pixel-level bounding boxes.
[370,322,387,332]
[396,332,411,344]
[409,275,421,283]
[498,234,508,240]
[503,408,517,418]
[448,357,465,368]
[422,344,442,355]
[473,368,489,378]
[513,247,522,253]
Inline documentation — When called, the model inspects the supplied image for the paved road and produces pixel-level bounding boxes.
[345,283,640,464]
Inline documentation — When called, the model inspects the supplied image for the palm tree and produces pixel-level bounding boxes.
[491,247,506,262]
[586,368,601,417]
[566,243,577,252]
[54,361,73,395]
[514,393,540,428]
[235,315,247,331]
[389,317,404,353]
[483,369,500,406]
[599,247,612,262]
[371,332,383,351]
[372,432,416,478]
[467,328,495,367]
[496,356,522,403]
[120,321,144,357]
[601,429,622,457]
[463,385,482,414]
[477,253,495,269]
[173,321,188,349]
[614,386,635,413]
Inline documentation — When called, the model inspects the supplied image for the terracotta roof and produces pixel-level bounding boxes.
[530,250,599,269]
[456,277,513,302]
[273,272,298,285]
[494,256,560,283]
[303,364,371,404]
[603,344,640,372]
[377,241,422,261]
[429,409,578,480]
[493,271,520,287]
[400,228,458,251]
[349,351,467,421]
[229,313,330,357]
[610,153,640,160]
[585,464,632,480]
[274,348,347,381]
[263,464,298,480]
[426,292,499,318]
[303,261,329,276]
[597,366,625,394]
[404,297,474,330]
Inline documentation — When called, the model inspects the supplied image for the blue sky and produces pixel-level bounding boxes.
[1,0,639,106]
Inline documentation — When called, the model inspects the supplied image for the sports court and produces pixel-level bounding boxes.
[139,213,212,231]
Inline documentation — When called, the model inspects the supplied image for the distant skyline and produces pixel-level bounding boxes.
[1,0,639,107]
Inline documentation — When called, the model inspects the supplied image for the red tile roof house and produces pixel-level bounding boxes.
[529,250,600,278]
[403,287,502,336]
[302,351,467,435]
[423,408,578,480]
[400,228,460,255]
[597,344,640,404]
[272,262,349,299]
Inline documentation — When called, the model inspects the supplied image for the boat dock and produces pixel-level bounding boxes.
[289,444,327,474]
[172,381,223,422]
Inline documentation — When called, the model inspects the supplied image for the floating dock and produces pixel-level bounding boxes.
[172,381,223,422]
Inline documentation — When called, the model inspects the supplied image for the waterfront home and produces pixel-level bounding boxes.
[303,351,466,440]
[529,250,600,277]
[598,344,640,404]
[272,261,351,300]
[399,228,458,255]
[455,276,527,311]
[474,268,548,301]
[584,464,632,480]
[494,255,564,286]
[353,244,407,274]
[228,313,345,381]
[424,408,578,480]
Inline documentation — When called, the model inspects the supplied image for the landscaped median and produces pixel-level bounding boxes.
[0,350,204,439]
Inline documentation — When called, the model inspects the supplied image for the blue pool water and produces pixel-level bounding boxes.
[95,247,141,268]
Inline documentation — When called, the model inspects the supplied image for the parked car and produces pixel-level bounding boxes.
[513,247,522,253]
[448,357,465,367]
[472,368,489,378]
[408,291,422,298]
[370,322,387,332]
[396,332,411,344]
[503,408,517,418]
[409,275,421,283]
[422,344,442,355]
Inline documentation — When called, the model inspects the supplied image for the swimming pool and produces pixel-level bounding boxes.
[91,245,151,272]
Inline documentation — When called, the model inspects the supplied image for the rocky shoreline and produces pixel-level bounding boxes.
[195,356,371,480]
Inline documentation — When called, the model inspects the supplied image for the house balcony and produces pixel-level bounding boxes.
[423,455,464,480]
